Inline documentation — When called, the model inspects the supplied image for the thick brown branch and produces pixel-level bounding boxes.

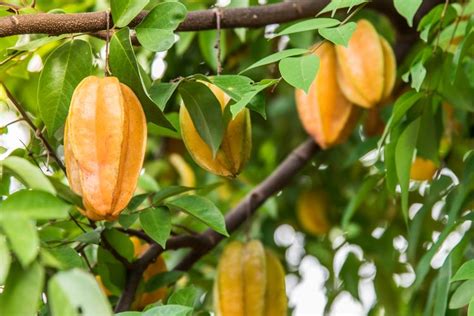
[0,1,327,37]
[114,138,319,312]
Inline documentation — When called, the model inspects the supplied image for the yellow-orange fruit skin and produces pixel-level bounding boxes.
[214,240,287,316]
[180,83,252,177]
[295,42,359,149]
[264,250,287,316]
[410,157,438,181]
[297,191,330,236]
[64,76,147,221]
[336,19,397,108]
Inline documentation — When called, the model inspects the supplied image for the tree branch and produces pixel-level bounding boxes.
[2,84,67,174]
[114,138,320,312]
[0,1,327,38]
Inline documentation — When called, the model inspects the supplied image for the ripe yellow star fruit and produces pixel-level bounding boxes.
[64,76,147,221]
[214,240,287,316]
[180,83,252,177]
[297,190,330,236]
[335,19,397,108]
[295,42,360,148]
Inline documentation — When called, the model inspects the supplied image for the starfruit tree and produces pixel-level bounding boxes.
[0,0,473,315]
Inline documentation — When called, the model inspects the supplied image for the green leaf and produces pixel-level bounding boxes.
[109,28,173,129]
[1,156,55,194]
[145,271,184,292]
[276,18,340,36]
[103,229,135,262]
[111,0,149,28]
[149,81,180,111]
[166,195,228,236]
[319,0,368,17]
[379,90,423,147]
[152,186,195,205]
[168,286,199,307]
[48,269,113,316]
[394,0,423,27]
[97,247,126,296]
[319,22,357,46]
[8,35,66,51]
[341,175,380,228]
[43,246,85,270]
[142,305,193,316]
[279,55,319,93]
[136,2,187,52]
[1,216,39,267]
[240,48,308,74]
[0,261,44,315]
[395,118,420,221]
[433,257,451,316]
[229,79,278,117]
[139,207,171,248]
[452,260,474,282]
[0,189,70,220]
[0,234,11,284]
[37,40,93,136]
[179,81,224,156]
[452,31,474,82]
[449,280,474,309]
[340,252,361,300]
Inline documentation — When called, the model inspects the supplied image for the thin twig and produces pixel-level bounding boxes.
[101,233,132,268]
[2,84,67,174]
[114,139,320,312]
[214,8,222,75]
[104,10,111,76]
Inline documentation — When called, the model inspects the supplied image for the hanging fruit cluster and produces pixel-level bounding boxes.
[64,76,147,221]
[180,82,252,177]
[214,240,287,316]
[295,19,397,148]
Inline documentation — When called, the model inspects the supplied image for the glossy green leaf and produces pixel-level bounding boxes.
[37,40,93,136]
[142,305,193,316]
[0,262,44,316]
[149,81,180,111]
[240,48,307,74]
[276,18,340,36]
[395,118,420,221]
[43,246,85,270]
[229,79,278,117]
[0,189,70,220]
[48,269,113,316]
[449,280,474,309]
[319,0,368,17]
[1,156,55,194]
[394,0,423,27]
[102,229,135,262]
[145,271,184,292]
[136,2,187,52]
[166,195,228,236]
[433,258,451,316]
[279,54,319,93]
[111,0,149,28]
[452,260,474,282]
[168,286,199,307]
[1,216,39,267]
[319,22,357,46]
[152,186,194,205]
[109,28,173,129]
[0,234,10,284]
[139,207,171,248]
[9,35,66,51]
[178,81,224,156]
